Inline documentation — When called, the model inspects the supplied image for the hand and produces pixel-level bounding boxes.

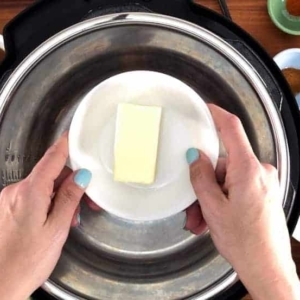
[0,133,94,300]
[185,104,300,300]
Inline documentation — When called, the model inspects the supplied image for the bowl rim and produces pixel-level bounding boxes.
[267,0,300,36]
[274,48,300,62]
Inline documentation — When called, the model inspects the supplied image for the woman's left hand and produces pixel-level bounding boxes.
[0,133,93,300]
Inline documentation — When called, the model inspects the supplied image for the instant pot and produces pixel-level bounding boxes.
[0,0,300,299]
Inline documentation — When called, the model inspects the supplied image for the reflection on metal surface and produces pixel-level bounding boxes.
[0,34,5,63]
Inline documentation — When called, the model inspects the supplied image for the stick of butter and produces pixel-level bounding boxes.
[114,103,162,185]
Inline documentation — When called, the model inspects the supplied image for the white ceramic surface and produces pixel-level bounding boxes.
[69,71,219,221]
[274,48,300,107]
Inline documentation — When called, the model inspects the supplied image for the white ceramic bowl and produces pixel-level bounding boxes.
[69,71,219,221]
[274,48,300,107]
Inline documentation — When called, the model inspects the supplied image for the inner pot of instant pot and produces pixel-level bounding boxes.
[0,13,297,300]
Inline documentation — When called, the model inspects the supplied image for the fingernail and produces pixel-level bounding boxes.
[77,214,81,225]
[186,148,200,165]
[74,169,92,189]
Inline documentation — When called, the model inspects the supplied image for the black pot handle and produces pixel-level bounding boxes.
[217,0,232,20]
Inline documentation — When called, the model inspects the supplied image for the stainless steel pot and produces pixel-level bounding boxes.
[0,11,299,300]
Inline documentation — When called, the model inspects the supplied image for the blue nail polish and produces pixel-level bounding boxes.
[74,169,92,189]
[186,148,200,165]
[77,214,81,225]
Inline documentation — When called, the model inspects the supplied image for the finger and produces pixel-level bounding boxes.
[29,133,69,191]
[48,169,92,230]
[185,202,203,231]
[208,104,255,164]
[262,163,277,175]
[216,157,227,184]
[71,205,81,227]
[191,220,208,236]
[186,148,226,207]
[262,163,279,183]
[54,166,72,191]
[83,194,102,212]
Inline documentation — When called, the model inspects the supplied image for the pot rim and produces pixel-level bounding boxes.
[0,12,290,300]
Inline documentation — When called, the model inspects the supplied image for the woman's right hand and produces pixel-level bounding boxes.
[0,134,100,300]
[185,104,300,300]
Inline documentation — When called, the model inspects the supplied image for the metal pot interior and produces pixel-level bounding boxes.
[0,14,289,300]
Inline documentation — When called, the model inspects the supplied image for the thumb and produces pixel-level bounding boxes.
[48,169,92,229]
[186,148,225,207]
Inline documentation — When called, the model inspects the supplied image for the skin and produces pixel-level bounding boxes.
[0,105,299,299]
[186,104,300,300]
[0,133,99,299]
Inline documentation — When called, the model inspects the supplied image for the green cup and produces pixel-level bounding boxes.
[268,0,300,35]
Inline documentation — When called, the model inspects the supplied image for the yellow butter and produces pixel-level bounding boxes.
[114,103,162,184]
